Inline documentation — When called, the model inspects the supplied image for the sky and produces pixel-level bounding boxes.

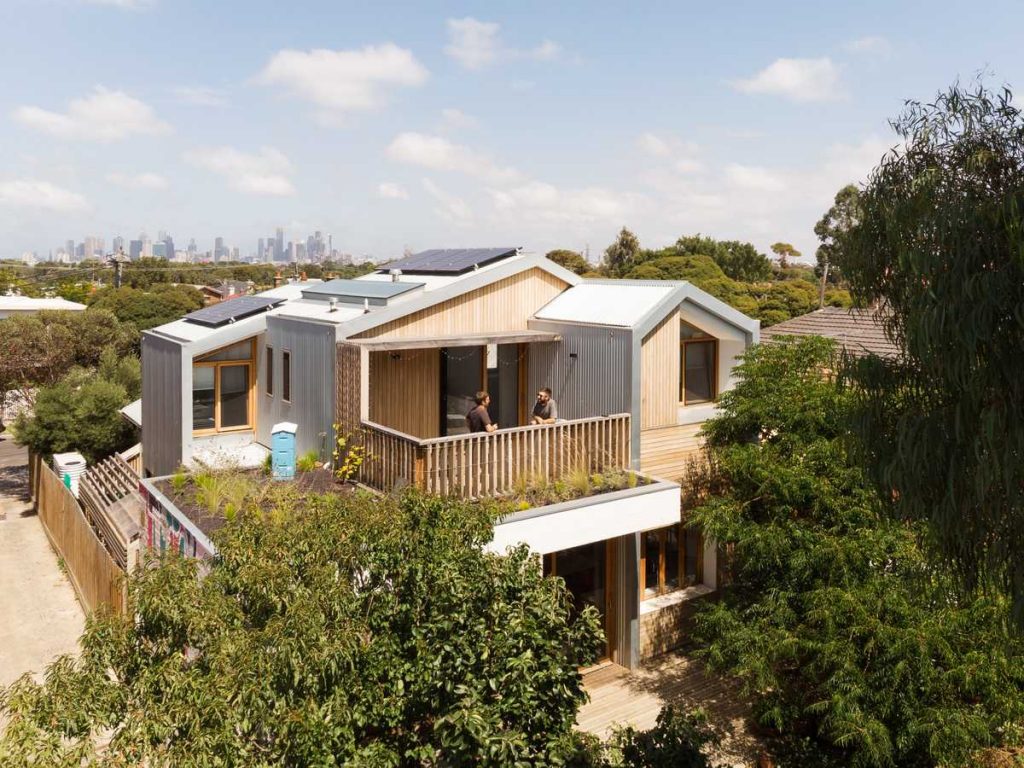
[2,0,1023,263]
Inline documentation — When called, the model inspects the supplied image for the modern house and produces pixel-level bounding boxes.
[140,248,759,668]
[198,279,254,305]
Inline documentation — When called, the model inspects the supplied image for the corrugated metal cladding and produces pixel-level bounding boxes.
[526,320,632,420]
[259,318,336,459]
[141,334,183,477]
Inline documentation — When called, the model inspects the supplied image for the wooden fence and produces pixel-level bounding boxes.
[360,413,632,499]
[29,454,127,615]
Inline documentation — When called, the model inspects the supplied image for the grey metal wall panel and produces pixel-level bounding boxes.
[260,318,336,459]
[141,334,182,477]
[526,320,633,421]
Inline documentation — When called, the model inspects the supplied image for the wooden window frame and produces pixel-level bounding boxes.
[680,338,718,406]
[192,339,256,436]
[639,524,704,600]
[265,345,274,397]
[282,349,292,403]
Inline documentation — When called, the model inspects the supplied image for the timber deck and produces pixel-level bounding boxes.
[579,653,763,767]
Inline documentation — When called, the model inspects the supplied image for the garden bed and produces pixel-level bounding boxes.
[502,469,652,511]
[153,466,356,539]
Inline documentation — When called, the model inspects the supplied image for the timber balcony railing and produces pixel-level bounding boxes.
[359,413,632,499]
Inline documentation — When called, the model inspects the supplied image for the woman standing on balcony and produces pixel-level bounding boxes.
[466,392,498,433]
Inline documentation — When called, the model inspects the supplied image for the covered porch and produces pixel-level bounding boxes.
[338,331,633,499]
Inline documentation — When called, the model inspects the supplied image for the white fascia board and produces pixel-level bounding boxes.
[487,480,680,555]
[334,253,581,341]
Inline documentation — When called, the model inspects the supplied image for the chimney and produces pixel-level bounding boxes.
[273,270,283,288]
[329,298,338,313]
[300,271,307,281]
[389,268,402,283]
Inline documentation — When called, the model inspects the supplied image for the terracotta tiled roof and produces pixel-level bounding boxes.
[760,306,900,359]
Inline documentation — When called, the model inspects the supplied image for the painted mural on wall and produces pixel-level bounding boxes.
[139,481,215,561]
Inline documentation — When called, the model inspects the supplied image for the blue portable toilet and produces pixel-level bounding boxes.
[271,422,298,480]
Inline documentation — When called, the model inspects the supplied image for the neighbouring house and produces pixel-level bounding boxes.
[760,305,898,359]
[199,280,253,305]
[139,247,759,668]
[0,295,86,319]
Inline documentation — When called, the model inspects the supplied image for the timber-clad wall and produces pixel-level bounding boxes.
[639,423,703,482]
[335,343,362,438]
[640,309,680,430]
[353,268,569,339]
[368,349,441,439]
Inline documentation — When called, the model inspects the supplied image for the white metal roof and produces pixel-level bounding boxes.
[534,283,676,328]
[0,295,86,312]
[120,398,142,427]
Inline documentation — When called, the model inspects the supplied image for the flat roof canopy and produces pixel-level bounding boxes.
[349,329,561,351]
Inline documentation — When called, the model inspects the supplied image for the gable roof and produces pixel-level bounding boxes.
[760,306,898,359]
[531,278,760,342]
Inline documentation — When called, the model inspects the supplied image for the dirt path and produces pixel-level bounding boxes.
[0,434,84,688]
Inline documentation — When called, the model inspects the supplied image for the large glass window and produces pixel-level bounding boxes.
[544,541,609,660]
[680,322,717,405]
[192,340,255,433]
[641,524,703,599]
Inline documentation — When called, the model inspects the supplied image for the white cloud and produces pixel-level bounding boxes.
[725,163,788,192]
[106,171,168,190]
[844,36,892,56]
[489,181,632,224]
[440,107,478,130]
[821,135,893,185]
[637,133,703,173]
[173,85,226,106]
[445,18,501,70]
[445,17,562,70]
[256,44,427,119]
[184,146,295,196]
[13,86,171,141]
[82,0,153,8]
[421,178,473,224]
[733,57,841,102]
[0,179,88,212]
[386,132,522,184]
[377,182,409,200]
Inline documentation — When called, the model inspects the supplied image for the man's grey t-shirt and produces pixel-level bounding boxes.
[532,398,558,421]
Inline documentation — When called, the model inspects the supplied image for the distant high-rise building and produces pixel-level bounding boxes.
[214,236,226,262]
[129,240,143,260]
[275,227,284,261]
[142,237,153,259]
[163,235,175,260]
[65,239,75,259]
[288,241,297,262]
[112,235,125,254]
[152,241,168,258]
[83,235,101,260]
[257,238,264,261]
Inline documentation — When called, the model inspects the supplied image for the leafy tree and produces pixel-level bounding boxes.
[624,254,727,283]
[546,249,592,275]
[0,491,603,765]
[88,284,204,330]
[838,82,1024,620]
[769,242,801,270]
[672,235,773,282]
[690,337,1024,767]
[603,227,641,276]
[814,183,861,283]
[13,346,141,462]
[0,309,135,427]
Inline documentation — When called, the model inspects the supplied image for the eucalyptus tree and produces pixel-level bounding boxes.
[837,82,1024,620]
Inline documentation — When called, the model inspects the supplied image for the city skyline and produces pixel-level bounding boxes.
[2,1,1024,262]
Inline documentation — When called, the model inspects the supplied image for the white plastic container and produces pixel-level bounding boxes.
[52,451,87,498]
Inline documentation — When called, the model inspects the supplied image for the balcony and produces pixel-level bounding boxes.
[359,413,631,499]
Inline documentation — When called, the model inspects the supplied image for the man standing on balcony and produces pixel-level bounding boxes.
[531,387,558,425]
[467,392,498,433]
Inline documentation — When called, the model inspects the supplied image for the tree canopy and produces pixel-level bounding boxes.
[689,337,1024,767]
[87,284,204,331]
[837,82,1024,621]
[13,346,140,462]
[545,249,592,275]
[603,227,641,276]
[814,183,861,283]
[0,491,604,766]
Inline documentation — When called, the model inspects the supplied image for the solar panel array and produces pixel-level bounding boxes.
[301,278,425,304]
[380,247,518,274]
[183,296,283,327]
